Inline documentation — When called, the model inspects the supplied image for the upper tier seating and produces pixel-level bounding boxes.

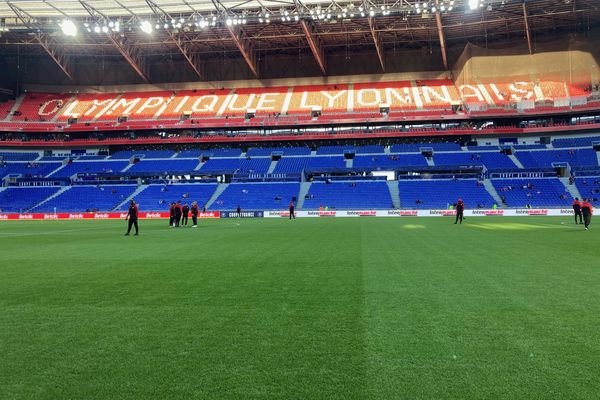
[492,178,572,207]
[34,185,137,212]
[209,182,299,210]
[0,152,39,161]
[110,150,175,159]
[127,159,200,174]
[273,157,311,174]
[0,187,61,212]
[433,152,517,170]
[246,147,311,156]
[0,162,61,178]
[398,179,495,209]
[306,156,346,170]
[353,154,428,168]
[118,183,218,211]
[515,149,598,168]
[50,161,129,178]
[552,136,600,148]
[302,181,393,209]
[12,93,71,122]
[199,158,271,174]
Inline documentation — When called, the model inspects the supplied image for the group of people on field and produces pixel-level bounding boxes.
[169,200,200,228]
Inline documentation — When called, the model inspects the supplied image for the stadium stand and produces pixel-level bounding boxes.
[0,187,61,212]
[120,184,218,211]
[302,181,393,209]
[514,149,598,168]
[50,161,129,178]
[34,185,137,212]
[398,179,495,209]
[127,159,200,174]
[0,162,61,178]
[491,178,573,208]
[209,182,299,210]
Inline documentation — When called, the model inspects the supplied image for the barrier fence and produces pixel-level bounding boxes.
[0,209,576,220]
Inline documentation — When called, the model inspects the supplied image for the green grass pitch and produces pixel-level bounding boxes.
[1,216,599,399]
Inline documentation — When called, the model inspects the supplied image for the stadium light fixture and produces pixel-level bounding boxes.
[60,19,77,37]
[469,0,479,10]
[140,20,153,34]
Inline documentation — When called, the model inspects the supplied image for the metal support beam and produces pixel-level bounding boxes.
[7,3,74,81]
[368,17,385,72]
[145,0,204,80]
[434,0,448,70]
[300,20,327,76]
[79,0,150,83]
[523,2,533,55]
[226,25,259,78]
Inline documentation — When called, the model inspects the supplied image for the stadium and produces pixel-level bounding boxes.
[1,0,600,398]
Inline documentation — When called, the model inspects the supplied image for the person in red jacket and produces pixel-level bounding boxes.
[289,200,295,220]
[454,198,464,224]
[581,199,593,230]
[125,200,139,236]
[190,201,199,228]
[572,198,583,224]
[169,202,175,227]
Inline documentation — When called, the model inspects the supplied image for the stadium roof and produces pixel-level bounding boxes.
[0,0,599,85]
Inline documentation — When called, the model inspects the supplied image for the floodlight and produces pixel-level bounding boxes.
[140,20,153,34]
[60,19,77,37]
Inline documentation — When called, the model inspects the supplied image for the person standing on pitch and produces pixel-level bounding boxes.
[190,201,199,228]
[174,200,183,227]
[454,198,464,224]
[572,197,583,224]
[169,202,175,227]
[182,202,190,226]
[581,198,593,230]
[125,200,139,236]
[236,205,241,217]
[289,200,295,220]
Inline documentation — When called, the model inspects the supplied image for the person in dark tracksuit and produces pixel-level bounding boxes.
[454,198,464,224]
[289,200,295,220]
[191,201,199,228]
[125,200,139,236]
[236,205,241,217]
[572,198,583,224]
[182,203,190,226]
[174,201,182,227]
[581,199,593,230]
[169,202,175,227]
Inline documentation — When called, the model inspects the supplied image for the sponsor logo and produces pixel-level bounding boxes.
[69,214,84,219]
[266,211,288,218]
[559,209,574,214]
[516,209,548,215]
[471,209,504,216]
[43,214,59,219]
[220,211,262,218]
[307,211,336,216]
[429,210,455,216]
[386,210,418,216]
[0,214,8,220]
[198,212,220,218]
[94,213,110,219]
[347,210,377,216]
[18,214,33,220]
[145,213,162,219]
